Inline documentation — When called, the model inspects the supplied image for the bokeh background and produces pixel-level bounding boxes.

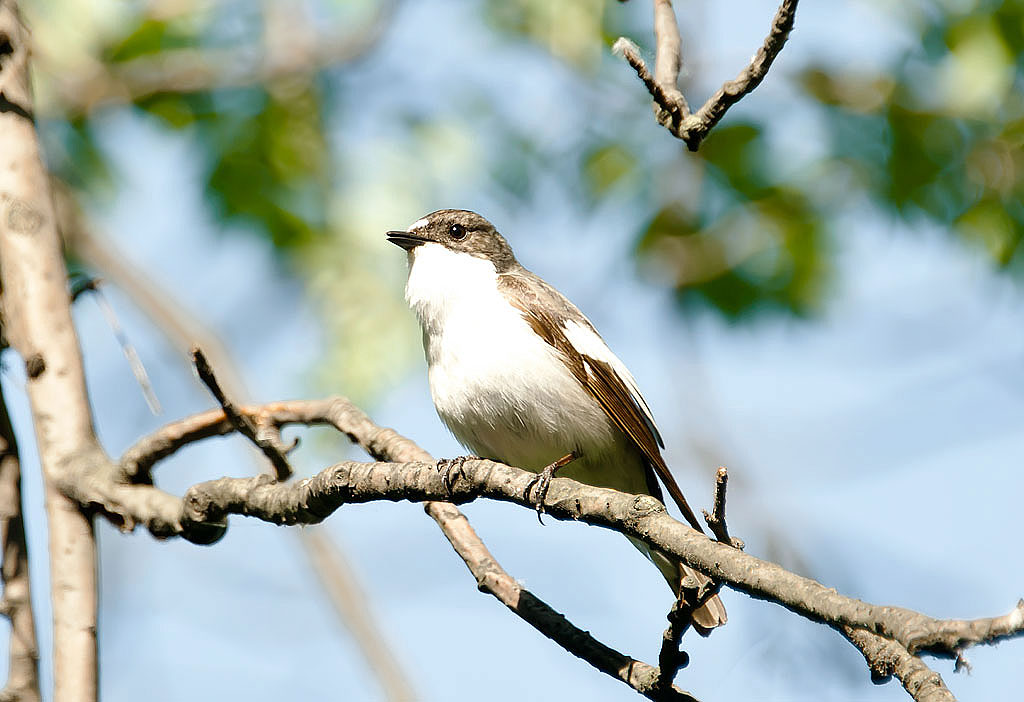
[3,0,1023,699]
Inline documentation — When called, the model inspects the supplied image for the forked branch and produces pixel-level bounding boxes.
[614,0,799,150]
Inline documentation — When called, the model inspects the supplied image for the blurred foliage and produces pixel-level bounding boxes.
[202,84,330,251]
[78,10,331,253]
[798,0,1024,268]
[484,0,607,69]
[103,17,198,62]
[638,124,828,317]
[29,0,1024,400]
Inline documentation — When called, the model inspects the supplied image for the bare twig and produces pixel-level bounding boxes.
[701,466,741,548]
[0,379,41,702]
[657,464,741,690]
[691,0,798,141]
[72,277,162,414]
[0,4,99,700]
[614,0,799,150]
[426,500,698,702]
[655,576,696,693]
[613,38,681,122]
[191,347,294,481]
[120,406,237,482]
[656,465,741,692]
[652,0,689,122]
[844,627,954,702]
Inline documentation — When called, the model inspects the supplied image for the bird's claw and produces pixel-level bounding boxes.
[524,452,578,525]
[436,455,477,495]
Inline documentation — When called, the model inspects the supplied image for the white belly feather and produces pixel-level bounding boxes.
[405,243,648,493]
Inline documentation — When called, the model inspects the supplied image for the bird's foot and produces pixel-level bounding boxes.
[524,452,578,525]
[435,455,478,495]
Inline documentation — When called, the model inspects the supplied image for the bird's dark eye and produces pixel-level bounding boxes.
[448,224,467,241]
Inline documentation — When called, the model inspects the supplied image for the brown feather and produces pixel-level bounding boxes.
[499,271,704,532]
[499,269,727,632]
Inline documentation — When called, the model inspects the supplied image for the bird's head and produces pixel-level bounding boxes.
[387,209,517,273]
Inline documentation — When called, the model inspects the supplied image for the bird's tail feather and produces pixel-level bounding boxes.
[626,535,727,635]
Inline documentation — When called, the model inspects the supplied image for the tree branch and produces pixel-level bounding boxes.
[92,398,702,701]
[0,378,41,702]
[614,0,799,150]
[163,456,1024,660]
[0,3,99,700]
[191,347,294,481]
[64,397,1024,700]
[111,401,1024,662]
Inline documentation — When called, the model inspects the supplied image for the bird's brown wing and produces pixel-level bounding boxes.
[498,269,704,533]
[500,269,727,631]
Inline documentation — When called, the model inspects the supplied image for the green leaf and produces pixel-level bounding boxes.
[204,85,331,251]
[104,19,197,64]
[582,143,637,197]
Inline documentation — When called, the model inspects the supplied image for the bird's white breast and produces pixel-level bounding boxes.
[404,243,619,473]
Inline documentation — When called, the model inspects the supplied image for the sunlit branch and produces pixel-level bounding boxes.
[614,0,799,150]
[0,3,100,700]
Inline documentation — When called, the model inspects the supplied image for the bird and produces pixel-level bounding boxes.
[387,209,726,633]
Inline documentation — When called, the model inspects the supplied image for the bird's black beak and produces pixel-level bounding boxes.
[386,230,428,251]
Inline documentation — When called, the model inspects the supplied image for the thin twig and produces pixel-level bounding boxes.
[655,575,696,693]
[72,277,162,414]
[652,0,689,119]
[614,0,799,150]
[613,38,683,124]
[425,501,698,702]
[690,0,799,144]
[701,466,741,548]
[190,347,294,481]
[0,379,41,702]
[657,466,740,691]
